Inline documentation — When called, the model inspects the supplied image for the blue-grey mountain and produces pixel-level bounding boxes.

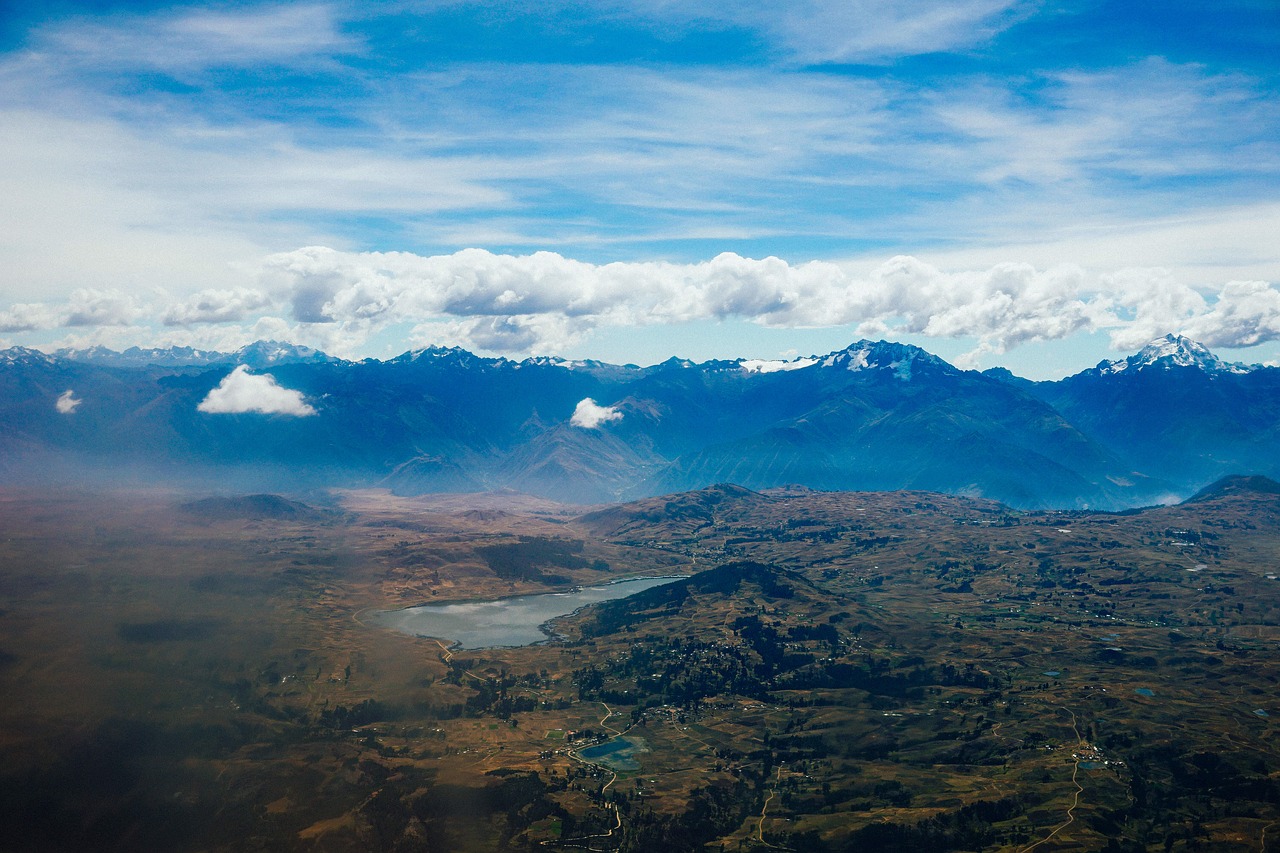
[1,335,1274,509]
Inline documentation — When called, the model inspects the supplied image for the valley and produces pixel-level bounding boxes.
[2,478,1279,850]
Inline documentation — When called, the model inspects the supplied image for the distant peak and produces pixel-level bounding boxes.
[0,345,56,365]
[393,345,475,364]
[819,340,948,380]
[1099,334,1252,376]
[233,341,339,367]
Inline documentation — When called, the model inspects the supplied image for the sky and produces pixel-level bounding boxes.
[0,0,1277,378]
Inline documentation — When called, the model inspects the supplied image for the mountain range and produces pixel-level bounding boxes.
[1,334,1276,509]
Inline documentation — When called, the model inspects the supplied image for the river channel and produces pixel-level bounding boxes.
[372,575,686,649]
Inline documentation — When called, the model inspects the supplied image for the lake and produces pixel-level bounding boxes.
[579,736,648,771]
[373,575,686,649]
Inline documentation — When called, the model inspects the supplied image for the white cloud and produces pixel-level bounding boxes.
[1,10,1275,313]
[766,0,1027,63]
[0,302,59,332]
[5,243,1280,367]
[38,4,355,73]
[570,398,622,429]
[581,0,1027,63]
[163,288,273,325]
[64,288,146,327]
[197,365,316,416]
[259,247,1112,357]
[256,246,1280,363]
[55,390,81,414]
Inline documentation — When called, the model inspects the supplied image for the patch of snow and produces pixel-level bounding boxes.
[740,357,817,374]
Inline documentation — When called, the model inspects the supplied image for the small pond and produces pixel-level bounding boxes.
[373,576,686,649]
[579,736,648,772]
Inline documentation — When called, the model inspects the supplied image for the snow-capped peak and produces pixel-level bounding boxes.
[1099,335,1253,375]
[0,346,56,365]
[233,341,338,367]
[819,340,948,380]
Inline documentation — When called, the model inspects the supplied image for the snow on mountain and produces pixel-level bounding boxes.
[48,341,343,368]
[739,357,817,374]
[819,340,950,380]
[0,346,56,366]
[1098,334,1254,375]
[232,341,341,367]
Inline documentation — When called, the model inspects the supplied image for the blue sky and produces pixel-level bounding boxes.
[0,0,1277,377]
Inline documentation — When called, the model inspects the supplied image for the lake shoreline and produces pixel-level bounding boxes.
[371,574,689,650]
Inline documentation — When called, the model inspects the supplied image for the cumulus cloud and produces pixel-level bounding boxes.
[197,365,316,416]
[163,287,273,325]
[256,246,1280,364]
[5,244,1280,367]
[64,289,146,327]
[0,302,59,332]
[258,247,1121,359]
[570,398,622,429]
[55,390,81,414]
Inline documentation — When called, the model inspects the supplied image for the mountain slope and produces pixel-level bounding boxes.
[1031,335,1280,491]
[1,335,1275,508]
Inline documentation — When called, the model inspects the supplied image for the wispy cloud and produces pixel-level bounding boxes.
[35,4,356,73]
[197,365,316,415]
[552,0,1030,63]
[0,1,1275,372]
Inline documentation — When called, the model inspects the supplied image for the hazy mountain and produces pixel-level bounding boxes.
[1184,474,1280,503]
[1,335,1275,508]
[1029,334,1280,491]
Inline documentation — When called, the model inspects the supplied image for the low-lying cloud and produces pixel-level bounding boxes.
[570,398,622,429]
[55,390,81,413]
[197,365,316,416]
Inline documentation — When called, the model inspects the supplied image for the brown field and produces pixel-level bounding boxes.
[1,482,1279,851]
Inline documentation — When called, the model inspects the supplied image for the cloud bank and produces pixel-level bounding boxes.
[197,365,316,416]
[570,398,623,429]
[255,247,1280,360]
[4,246,1280,371]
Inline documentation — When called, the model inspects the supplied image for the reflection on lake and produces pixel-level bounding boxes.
[373,576,686,649]
[579,736,648,771]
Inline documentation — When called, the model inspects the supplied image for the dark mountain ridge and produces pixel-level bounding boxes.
[1,334,1275,509]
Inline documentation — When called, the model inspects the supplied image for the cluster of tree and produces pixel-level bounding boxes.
[819,797,1024,852]
[775,654,997,696]
[476,536,589,582]
[579,561,803,638]
[614,781,756,853]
